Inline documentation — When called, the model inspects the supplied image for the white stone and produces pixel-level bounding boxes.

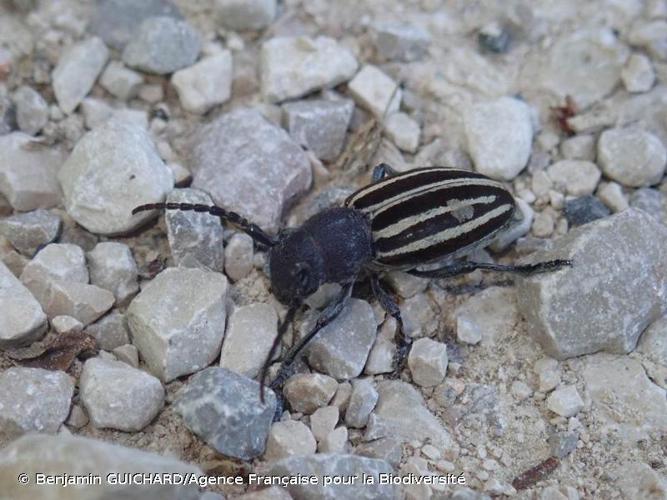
[511,381,532,401]
[43,280,115,325]
[81,97,113,129]
[455,287,518,345]
[464,97,533,181]
[408,338,448,387]
[261,36,358,103]
[283,373,338,414]
[348,65,401,118]
[560,134,595,161]
[385,112,420,153]
[345,378,378,428]
[637,315,667,390]
[171,51,233,114]
[598,127,667,187]
[318,426,348,453]
[127,267,228,382]
[372,21,431,62]
[546,385,584,417]
[113,344,139,368]
[597,182,629,212]
[100,61,143,100]
[224,232,254,281]
[58,119,173,235]
[532,210,555,238]
[216,0,276,31]
[219,303,278,378]
[264,420,317,461]
[621,53,655,93]
[87,242,139,304]
[547,160,601,196]
[628,20,667,60]
[0,261,47,348]
[80,357,164,431]
[14,85,48,135]
[52,37,109,113]
[310,406,339,442]
[51,315,83,335]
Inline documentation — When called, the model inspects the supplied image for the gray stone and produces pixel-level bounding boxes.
[548,431,579,458]
[224,232,254,281]
[87,242,139,304]
[80,97,113,129]
[283,373,338,414]
[44,280,115,325]
[174,367,276,460]
[372,21,431,62]
[90,0,182,50]
[630,188,667,222]
[122,16,201,75]
[264,419,317,461]
[268,454,397,500]
[58,119,173,235]
[261,36,358,103]
[365,380,453,449]
[80,357,164,431]
[306,299,377,379]
[191,108,311,232]
[51,315,83,335]
[597,181,629,213]
[283,98,354,161]
[172,51,233,114]
[0,209,61,256]
[400,292,439,338]
[478,22,511,54]
[348,65,401,118]
[0,132,63,211]
[216,0,276,31]
[455,287,518,345]
[560,134,595,161]
[546,385,584,417]
[14,86,48,135]
[220,303,277,378]
[628,20,667,60]
[0,261,47,347]
[616,462,667,500]
[535,357,561,392]
[564,195,610,227]
[355,437,403,469]
[99,61,143,100]
[52,37,109,114]
[598,127,666,187]
[517,209,667,359]
[464,97,533,181]
[0,433,201,500]
[434,382,506,437]
[112,343,139,367]
[621,53,655,93]
[345,378,378,428]
[165,188,224,272]
[408,337,448,387]
[86,311,130,351]
[637,315,667,389]
[547,160,601,196]
[0,367,73,440]
[318,426,348,453]
[310,405,339,442]
[385,112,420,153]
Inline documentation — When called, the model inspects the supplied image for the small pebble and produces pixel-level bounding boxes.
[87,242,139,304]
[621,53,655,93]
[407,337,449,387]
[564,195,611,226]
[171,51,233,114]
[344,378,378,428]
[0,209,61,257]
[224,232,254,281]
[547,160,601,196]
[598,127,666,187]
[371,21,431,62]
[264,420,317,460]
[318,426,348,453]
[14,86,48,135]
[283,373,338,414]
[560,134,595,161]
[348,65,401,118]
[596,182,629,213]
[215,0,276,31]
[99,61,143,101]
[310,406,339,442]
[546,385,584,417]
[86,311,130,351]
[51,315,83,335]
[511,381,532,401]
[112,343,139,368]
[385,112,420,153]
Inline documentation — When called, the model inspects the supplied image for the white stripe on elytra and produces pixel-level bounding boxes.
[373,195,497,240]
[378,203,514,257]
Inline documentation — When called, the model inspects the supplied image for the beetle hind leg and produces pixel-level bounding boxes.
[409,259,572,279]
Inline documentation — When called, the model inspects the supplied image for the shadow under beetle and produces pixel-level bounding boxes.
[133,164,571,409]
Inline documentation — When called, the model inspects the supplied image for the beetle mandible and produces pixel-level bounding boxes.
[132,163,571,404]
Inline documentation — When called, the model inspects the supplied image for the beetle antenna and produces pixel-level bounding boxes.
[259,304,298,404]
[132,202,277,248]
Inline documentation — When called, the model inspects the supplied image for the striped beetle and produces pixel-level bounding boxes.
[133,163,570,405]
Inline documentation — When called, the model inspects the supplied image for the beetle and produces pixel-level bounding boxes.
[132,164,571,405]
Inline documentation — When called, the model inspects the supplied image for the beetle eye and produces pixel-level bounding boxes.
[295,265,310,288]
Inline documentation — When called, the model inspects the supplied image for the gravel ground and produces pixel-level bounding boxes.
[1,0,667,499]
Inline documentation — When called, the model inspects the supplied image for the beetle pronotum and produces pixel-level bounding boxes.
[133,164,570,407]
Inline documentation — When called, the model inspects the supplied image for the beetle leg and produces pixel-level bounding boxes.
[409,259,572,279]
[371,163,400,182]
[259,304,298,404]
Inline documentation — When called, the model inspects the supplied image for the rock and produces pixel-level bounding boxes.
[598,127,667,187]
[408,338,449,387]
[371,21,431,62]
[264,420,317,461]
[66,403,89,429]
[0,433,201,500]
[581,354,667,440]
[385,112,420,153]
[85,311,130,351]
[345,378,378,428]
[122,16,201,75]
[490,198,534,251]
[310,406,339,442]
[99,61,143,100]
[165,188,224,272]
[0,367,73,440]
[435,382,506,437]
[535,357,561,392]
[191,108,311,232]
[355,438,403,468]
[58,119,173,235]
[282,98,354,161]
[615,462,667,500]
[548,431,579,459]
[560,134,595,161]
[45,280,115,325]
[51,315,83,335]
[0,132,63,211]
[400,292,439,338]
[306,299,377,379]
[261,36,358,103]
[0,209,61,256]
[628,20,667,60]
[319,426,348,453]
[365,380,453,449]
[87,242,139,304]
[14,86,48,135]
[174,367,276,460]
[564,195,611,226]
[464,97,533,181]
[546,385,584,417]
[455,287,518,345]
[532,210,555,237]
[331,381,352,412]
[52,37,109,114]
[80,357,164,431]
[220,303,277,378]
[596,182,629,213]
[268,454,396,500]
[621,53,655,93]
[172,51,233,114]
[127,267,228,382]
[224,232,254,281]
[112,343,139,367]
[80,97,113,129]
[511,380,532,401]
[516,209,667,359]
[89,0,183,50]
[546,160,601,196]
[283,373,338,414]
[216,0,276,31]
[637,315,667,389]
[630,188,667,222]
[348,65,401,119]
[478,22,511,54]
